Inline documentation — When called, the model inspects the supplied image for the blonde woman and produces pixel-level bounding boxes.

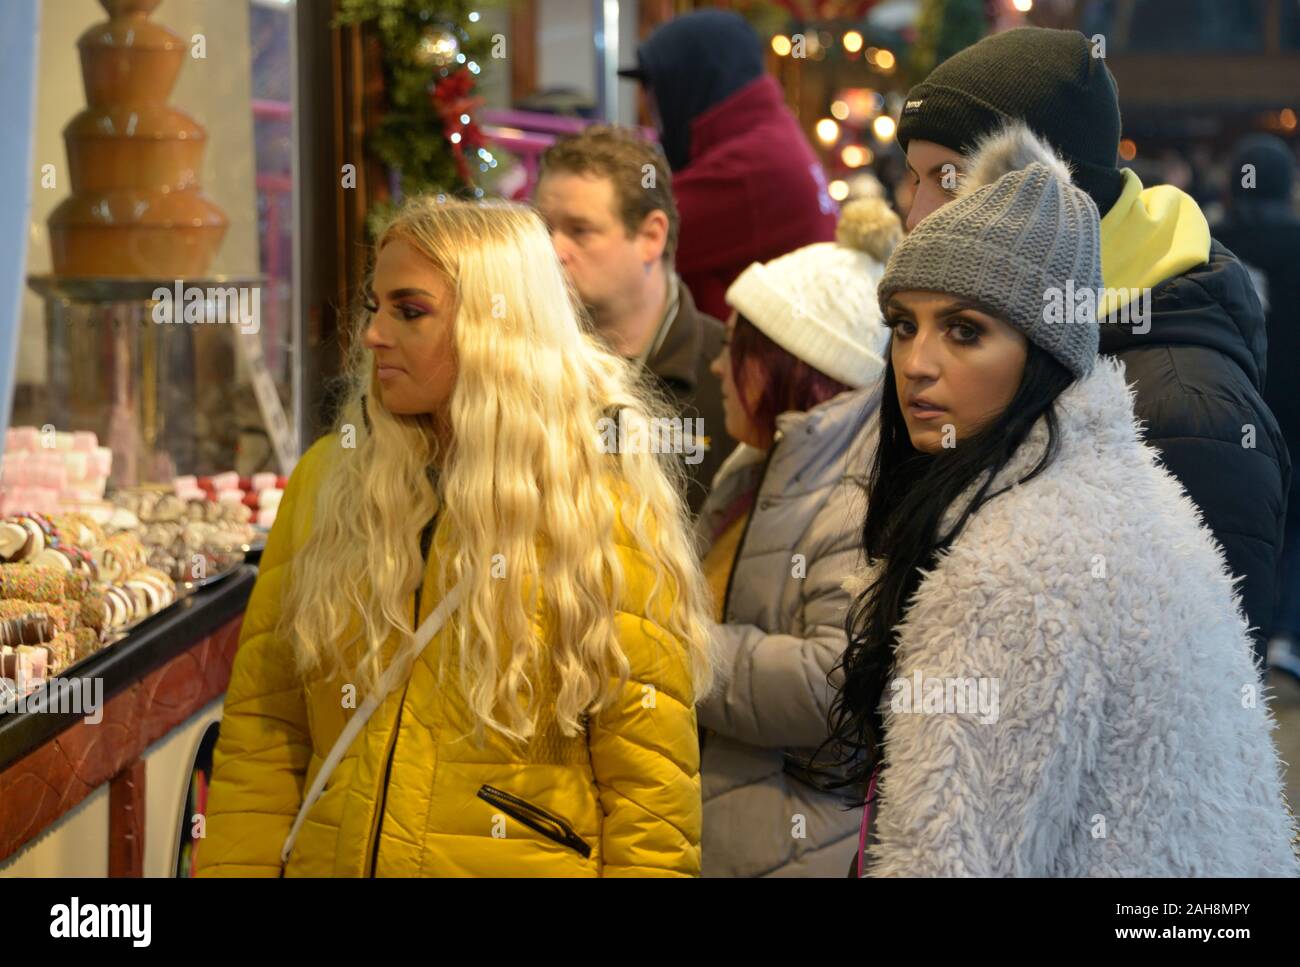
[194,198,713,877]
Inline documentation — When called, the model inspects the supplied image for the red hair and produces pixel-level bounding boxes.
[729,313,852,447]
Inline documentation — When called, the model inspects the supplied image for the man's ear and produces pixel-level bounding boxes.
[637,210,669,263]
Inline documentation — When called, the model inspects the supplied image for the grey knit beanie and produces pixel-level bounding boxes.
[878,122,1102,378]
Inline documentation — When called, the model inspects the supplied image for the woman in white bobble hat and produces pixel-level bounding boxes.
[696,197,901,876]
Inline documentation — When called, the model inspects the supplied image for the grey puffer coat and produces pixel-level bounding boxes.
[696,385,880,877]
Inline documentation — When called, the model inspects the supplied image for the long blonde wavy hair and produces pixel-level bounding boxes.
[280,197,714,743]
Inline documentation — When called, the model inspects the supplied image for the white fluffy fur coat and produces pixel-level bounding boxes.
[847,357,1299,876]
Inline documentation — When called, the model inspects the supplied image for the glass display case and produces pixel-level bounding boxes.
[13,0,301,486]
[0,0,307,878]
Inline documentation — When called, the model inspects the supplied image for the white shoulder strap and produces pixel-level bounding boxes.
[280,581,465,865]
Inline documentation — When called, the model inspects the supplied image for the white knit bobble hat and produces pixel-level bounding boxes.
[724,198,902,389]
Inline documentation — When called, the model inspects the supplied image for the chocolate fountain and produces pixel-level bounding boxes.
[24,0,274,488]
[48,0,227,277]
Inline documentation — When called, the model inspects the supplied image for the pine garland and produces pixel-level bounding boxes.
[334,0,506,206]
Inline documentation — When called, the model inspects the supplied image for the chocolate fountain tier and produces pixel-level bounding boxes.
[48,188,228,277]
[99,0,164,14]
[77,16,184,107]
[64,105,206,192]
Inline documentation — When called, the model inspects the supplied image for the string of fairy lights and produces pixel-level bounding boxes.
[766,26,905,202]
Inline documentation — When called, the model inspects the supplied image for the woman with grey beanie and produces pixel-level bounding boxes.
[827,123,1298,877]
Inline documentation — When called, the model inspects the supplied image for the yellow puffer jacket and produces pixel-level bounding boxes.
[195,436,702,877]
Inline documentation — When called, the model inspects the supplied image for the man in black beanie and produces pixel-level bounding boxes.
[899,28,1125,227]
[897,26,1288,672]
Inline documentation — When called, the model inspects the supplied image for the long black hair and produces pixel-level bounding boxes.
[820,338,1075,798]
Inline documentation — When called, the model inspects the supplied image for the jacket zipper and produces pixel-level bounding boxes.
[365,684,408,877]
[476,784,593,858]
[366,515,437,877]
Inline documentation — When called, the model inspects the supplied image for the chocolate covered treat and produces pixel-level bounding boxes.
[142,522,182,547]
[94,549,121,583]
[0,612,52,647]
[0,599,75,634]
[78,590,107,633]
[105,506,140,532]
[94,532,147,583]
[0,645,22,681]
[62,570,91,602]
[135,492,160,521]
[147,548,181,581]
[15,644,47,682]
[121,582,149,616]
[0,522,33,563]
[9,517,47,560]
[43,633,77,672]
[51,512,106,551]
[126,566,176,610]
[153,494,186,522]
[18,613,52,644]
[102,585,136,628]
[29,546,74,572]
[0,564,71,603]
[73,627,99,661]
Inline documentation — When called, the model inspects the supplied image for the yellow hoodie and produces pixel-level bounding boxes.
[1099,168,1211,318]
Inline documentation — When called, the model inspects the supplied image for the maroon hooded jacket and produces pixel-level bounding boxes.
[673,75,839,320]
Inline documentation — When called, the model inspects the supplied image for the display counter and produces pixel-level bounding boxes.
[0,565,255,874]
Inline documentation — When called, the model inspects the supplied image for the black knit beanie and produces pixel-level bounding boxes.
[897,27,1126,216]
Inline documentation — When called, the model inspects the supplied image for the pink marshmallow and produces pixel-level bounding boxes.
[63,451,89,482]
[11,427,39,452]
[1,453,31,487]
[38,457,67,492]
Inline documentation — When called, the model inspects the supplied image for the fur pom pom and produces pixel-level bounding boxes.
[956,122,1074,199]
[841,569,871,598]
[835,197,903,262]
